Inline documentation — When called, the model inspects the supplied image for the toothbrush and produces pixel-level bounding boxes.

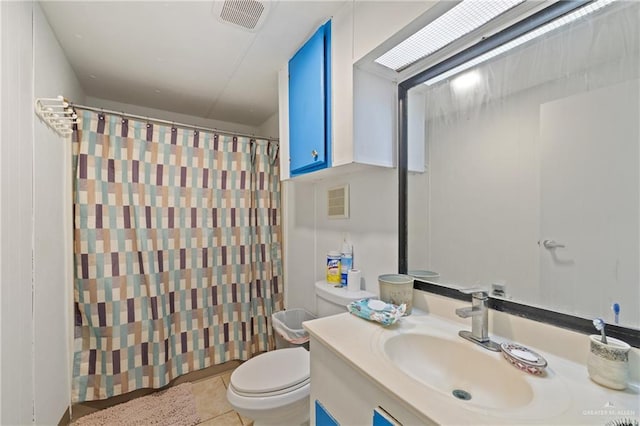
[612,303,620,325]
[593,318,608,344]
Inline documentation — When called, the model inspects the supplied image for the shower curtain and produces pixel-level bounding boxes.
[71,110,283,402]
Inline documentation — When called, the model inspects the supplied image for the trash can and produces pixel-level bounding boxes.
[272,309,316,350]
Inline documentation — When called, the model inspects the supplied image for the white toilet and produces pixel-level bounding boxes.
[226,281,375,426]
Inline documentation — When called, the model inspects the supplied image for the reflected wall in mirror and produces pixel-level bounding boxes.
[406,1,639,329]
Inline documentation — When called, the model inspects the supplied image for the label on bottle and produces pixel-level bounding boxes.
[327,252,341,284]
[340,254,352,286]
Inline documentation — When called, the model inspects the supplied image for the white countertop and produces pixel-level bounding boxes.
[304,308,640,425]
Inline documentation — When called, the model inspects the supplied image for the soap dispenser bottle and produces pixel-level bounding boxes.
[340,235,353,287]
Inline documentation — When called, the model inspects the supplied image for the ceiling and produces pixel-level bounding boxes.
[40,0,348,127]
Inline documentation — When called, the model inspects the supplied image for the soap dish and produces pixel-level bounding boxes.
[500,342,548,375]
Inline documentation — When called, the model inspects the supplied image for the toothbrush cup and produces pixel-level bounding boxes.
[587,335,631,390]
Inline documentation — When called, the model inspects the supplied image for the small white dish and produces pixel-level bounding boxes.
[500,342,547,375]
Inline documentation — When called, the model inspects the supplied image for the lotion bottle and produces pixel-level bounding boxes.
[340,234,353,286]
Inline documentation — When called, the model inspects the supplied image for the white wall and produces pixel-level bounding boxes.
[257,112,278,140]
[1,2,86,424]
[33,3,85,424]
[284,167,398,314]
[84,96,260,136]
[1,2,36,424]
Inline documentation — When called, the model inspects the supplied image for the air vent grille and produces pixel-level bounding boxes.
[217,0,266,30]
[327,185,349,219]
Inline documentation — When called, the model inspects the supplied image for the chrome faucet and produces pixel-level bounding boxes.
[455,289,501,352]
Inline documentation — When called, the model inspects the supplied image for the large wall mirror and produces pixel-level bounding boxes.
[399,0,639,333]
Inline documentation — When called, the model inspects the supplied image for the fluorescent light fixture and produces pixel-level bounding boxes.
[375,0,525,71]
[424,0,618,86]
[451,70,482,91]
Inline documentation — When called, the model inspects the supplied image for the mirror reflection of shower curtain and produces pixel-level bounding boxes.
[71,110,283,402]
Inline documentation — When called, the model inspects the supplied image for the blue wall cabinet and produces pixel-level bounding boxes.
[288,21,331,176]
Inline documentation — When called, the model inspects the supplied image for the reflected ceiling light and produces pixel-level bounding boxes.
[451,70,482,91]
[375,0,525,71]
[424,0,618,86]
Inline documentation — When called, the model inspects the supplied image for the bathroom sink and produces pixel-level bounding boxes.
[379,331,570,419]
[384,333,532,409]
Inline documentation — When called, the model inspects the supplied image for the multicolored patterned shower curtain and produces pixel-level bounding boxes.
[71,109,283,402]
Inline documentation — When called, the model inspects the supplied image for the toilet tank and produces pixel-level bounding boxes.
[314,281,376,317]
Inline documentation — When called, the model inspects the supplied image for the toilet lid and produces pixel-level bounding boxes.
[231,347,310,395]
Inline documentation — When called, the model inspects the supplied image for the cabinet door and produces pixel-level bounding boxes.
[316,400,340,426]
[373,408,401,426]
[288,21,331,176]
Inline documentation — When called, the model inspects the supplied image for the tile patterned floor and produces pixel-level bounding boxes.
[67,366,252,425]
[193,370,253,426]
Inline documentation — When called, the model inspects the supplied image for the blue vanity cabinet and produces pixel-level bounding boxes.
[309,335,428,425]
[288,21,331,176]
[316,400,340,426]
[373,408,402,426]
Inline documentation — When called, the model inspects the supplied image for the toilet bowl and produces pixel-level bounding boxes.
[226,281,376,425]
[226,348,310,425]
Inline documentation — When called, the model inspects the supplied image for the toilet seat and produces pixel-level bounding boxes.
[231,377,310,398]
[230,347,310,397]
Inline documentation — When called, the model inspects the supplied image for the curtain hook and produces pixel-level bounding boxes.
[71,106,80,131]
[269,141,279,165]
[250,139,257,166]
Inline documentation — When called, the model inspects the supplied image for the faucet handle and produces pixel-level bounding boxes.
[455,306,476,318]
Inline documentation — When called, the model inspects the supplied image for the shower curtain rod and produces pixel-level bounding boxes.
[70,103,279,143]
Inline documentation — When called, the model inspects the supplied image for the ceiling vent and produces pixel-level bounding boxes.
[213,0,270,32]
